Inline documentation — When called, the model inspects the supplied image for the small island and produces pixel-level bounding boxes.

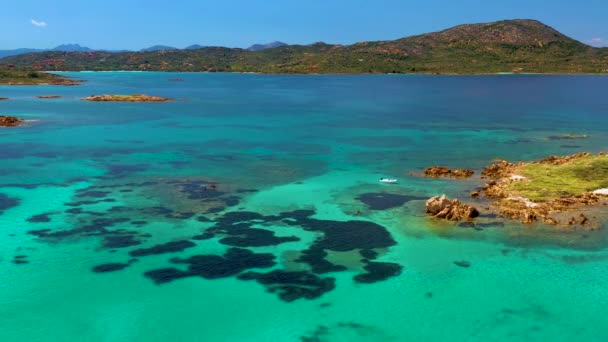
[82,94,172,102]
[425,152,608,229]
[423,166,474,178]
[0,115,24,127]
[0,70,80,86]
[0,97,8,101]
[36,95,62,99]
[480,152,608,227]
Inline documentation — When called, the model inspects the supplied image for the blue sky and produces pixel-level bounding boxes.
[3,0,607,49]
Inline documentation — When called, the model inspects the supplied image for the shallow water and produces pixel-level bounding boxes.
[1,73,608,341]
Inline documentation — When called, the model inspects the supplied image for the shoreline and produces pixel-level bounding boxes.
[48,70,608,76]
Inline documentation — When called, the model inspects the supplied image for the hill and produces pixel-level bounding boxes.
[52,44,92,52]
[185,44,207,50]
[140,45,178,52]
[1,20,607,74]
[247,41,288,51]
[0,44,93,59]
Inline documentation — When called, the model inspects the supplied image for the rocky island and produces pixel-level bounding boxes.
[423,166,474,178]
[0,70,80,86]
[82,94,172,102]
[36,95,62,99]
[0,115,24,127]
[425,152,608,229]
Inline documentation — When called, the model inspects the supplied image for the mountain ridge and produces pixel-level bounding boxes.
[2,19,607,74]
[247,41,288,51]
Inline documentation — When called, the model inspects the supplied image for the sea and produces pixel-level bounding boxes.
[1,72,608,341]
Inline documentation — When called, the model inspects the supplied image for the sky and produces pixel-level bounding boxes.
[1,0,607,50]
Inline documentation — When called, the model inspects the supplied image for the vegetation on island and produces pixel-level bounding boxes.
[505,154,608,201]
[0,69,80,85]
[1,20,607,74]
[480,152,608,228]
[425,153,608,229]
[82,94,171,102]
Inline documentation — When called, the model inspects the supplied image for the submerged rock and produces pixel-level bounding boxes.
[0,115,24,127]
[547,134,589,140]
[425,195,479,221]
[454,261,471,268]
[423,166,474,178]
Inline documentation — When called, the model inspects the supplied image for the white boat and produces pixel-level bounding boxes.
[380,178,398,184]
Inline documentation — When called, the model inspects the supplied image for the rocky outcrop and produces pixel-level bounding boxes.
[426,195,479,221]
[0,97,8,101]
[36,95,62,99]
[82,94,171,102]
[538,152,589,165]
[423,166,474,178]
[0,115,24,127]
[481,159,519,179]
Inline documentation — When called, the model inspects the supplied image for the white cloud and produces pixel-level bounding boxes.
[30,19,47,27]
[586,37,607,47]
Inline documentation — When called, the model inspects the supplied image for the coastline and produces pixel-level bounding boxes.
[49,70,608,76]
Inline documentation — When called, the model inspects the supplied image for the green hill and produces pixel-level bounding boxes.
[2,19,607,74]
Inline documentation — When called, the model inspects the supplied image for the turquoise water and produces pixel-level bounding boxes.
[1,72,608,341]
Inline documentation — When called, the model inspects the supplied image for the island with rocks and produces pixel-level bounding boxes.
[423,166,474,178]
[36,95,62,99]
[0,115,24,127]
[0,70,80,86]
[424,152,608,230]
[82,94,172,102]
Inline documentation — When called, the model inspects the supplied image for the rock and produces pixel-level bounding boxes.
[538,152,589,165]
[0,115,24,127]
[423,166,474,178]
[82,94,171,102]
[426,195,479,221]
[425,195,451,214]
[0,97,8,101]
[495,198,547,224]
[481,160,518,179]
[470,190,480,198]
[568,213,589,226]
[543,217,559,225]
[454,261,471,268]
[36,95,62,99]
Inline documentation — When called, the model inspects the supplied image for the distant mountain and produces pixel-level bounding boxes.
[0,48,41,59]
[2,20,607,74]
[0,44,93,59]
[185,44,207,50]
[247,41,287,51]
[140,45,178,52]
[52,44,92,52]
